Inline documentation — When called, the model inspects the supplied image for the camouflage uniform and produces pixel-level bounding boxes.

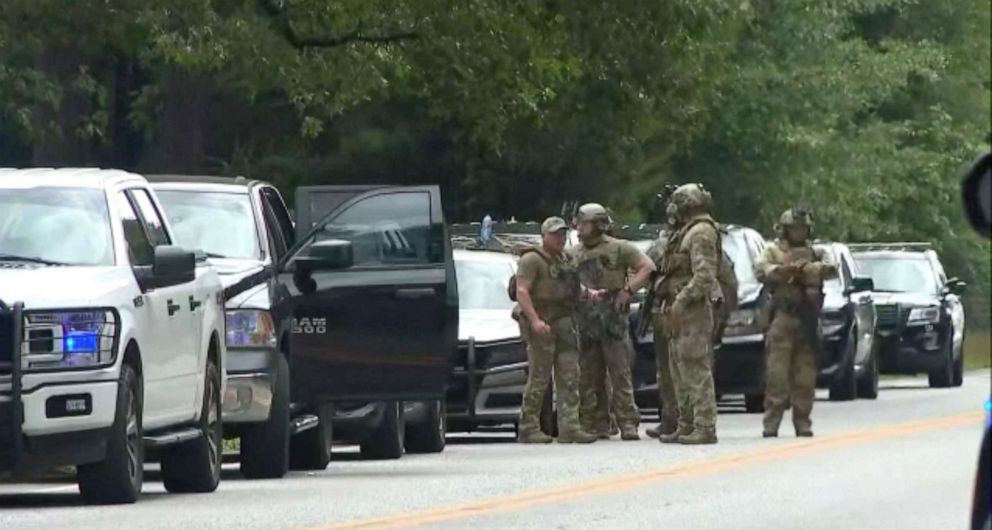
[516,240,592,443]
[571,236,646,437]
[646,233,679,436]
[754,209,838,437]
[657,184,722,444]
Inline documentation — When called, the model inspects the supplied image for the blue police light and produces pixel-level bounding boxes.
[65,331,99,354]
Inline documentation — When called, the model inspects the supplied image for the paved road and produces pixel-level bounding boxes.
[2,373,988,530]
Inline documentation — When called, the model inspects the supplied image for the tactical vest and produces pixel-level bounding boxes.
[767,241,826,312]
[573,237,629,292]
[516,247,580,321]
[658,216,720,303]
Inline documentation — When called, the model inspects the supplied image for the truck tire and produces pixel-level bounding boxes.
[78,363,143,504]
[857,345,880,400]
[929,333,955,388]
[829,331,857,401]
[290,403,332,471]
[744,393,765,413]
[952,331,964,387]
[405,400,446,454]
[361,401,404,460]
[162,359,222,493]
[240,354,290,479]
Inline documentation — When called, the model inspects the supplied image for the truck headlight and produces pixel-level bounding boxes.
[226,310,276,348]
[907,306,940,325]
[820,311,847,337]
[22,310,118,369]
[724,308,762,337]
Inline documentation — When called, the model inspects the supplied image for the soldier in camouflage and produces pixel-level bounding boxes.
[644,228,679,438]
[515,217,599,444]
[571,203,656,441]
[755,208,838,438]
[657,184,722,445]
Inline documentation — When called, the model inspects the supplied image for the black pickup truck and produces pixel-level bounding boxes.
[153,179,458,477]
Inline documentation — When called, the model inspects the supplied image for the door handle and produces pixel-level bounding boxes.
[167,300,181,316]
[189,296,202,311]
[394,287,435,300]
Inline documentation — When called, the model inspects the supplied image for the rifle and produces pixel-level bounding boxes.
[634,270,662,339]
[788,261,824,356]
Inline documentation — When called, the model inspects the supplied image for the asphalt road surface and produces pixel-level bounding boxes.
[2,373,989,530]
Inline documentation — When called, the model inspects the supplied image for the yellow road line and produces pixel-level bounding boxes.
[307,411,983,530]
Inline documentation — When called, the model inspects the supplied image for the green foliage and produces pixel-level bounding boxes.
[0,0,988,323]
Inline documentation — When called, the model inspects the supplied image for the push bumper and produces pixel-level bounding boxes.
[1,302,116,476]
[876,326,948,374]
[446,337,528,430]
[222,347,277,424]
[715,333,766,395]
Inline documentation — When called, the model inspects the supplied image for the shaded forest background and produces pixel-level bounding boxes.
[0,0,989,323]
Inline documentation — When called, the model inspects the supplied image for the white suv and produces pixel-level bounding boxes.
[0,168,226,504]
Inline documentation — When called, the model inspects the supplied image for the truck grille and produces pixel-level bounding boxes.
[876,304,901,329]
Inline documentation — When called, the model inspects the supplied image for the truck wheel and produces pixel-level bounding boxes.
[829,331,857,401]
[240,354,290,479]
[162,359,222,493]
[361,401,404,460]
[857,345,880,400]
[405,400,446,454]
[78,363,143,504]
[744,393,765,413]
[290,403,332,471]
[952,331,965,387]
[928,333,955,388]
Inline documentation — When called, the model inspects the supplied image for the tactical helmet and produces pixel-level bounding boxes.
[575,203,611,224]
[777,208,814,239]
[669,183,713,216]
[778,208,814,229]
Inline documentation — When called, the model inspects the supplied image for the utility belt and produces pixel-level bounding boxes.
[656,277,690,306]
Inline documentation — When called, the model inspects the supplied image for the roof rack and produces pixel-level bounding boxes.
[847,242,933,252]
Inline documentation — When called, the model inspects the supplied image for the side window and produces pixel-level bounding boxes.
[262,188,295,253]
[116,192,155,266]
[260,187,294,260]
[313,192,433,267]
[129,189,171,247]
[840,254,854,286]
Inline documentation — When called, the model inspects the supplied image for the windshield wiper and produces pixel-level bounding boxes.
[0,253,66,266]
[203,252,232,259]
[870,288,905,293]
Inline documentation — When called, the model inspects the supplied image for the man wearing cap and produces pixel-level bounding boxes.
[515,217,600,444]
[571,203,656,441]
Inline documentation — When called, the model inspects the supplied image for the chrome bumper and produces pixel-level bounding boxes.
[222,372,273,424]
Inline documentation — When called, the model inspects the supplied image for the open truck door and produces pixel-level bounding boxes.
[273,185,458,402]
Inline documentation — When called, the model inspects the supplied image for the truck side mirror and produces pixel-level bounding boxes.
[296,239,354,272]
[962,152,990,239]
[137,245,196,290]
[848,276,874,294]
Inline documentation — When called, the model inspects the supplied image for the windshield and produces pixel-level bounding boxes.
[723,232,757,285]
[156,190,260,260]
[854,256,937,295]
[455,258,515,311]
[0,187,114,266]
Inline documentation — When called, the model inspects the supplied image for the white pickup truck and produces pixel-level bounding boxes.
[0,168,226,504]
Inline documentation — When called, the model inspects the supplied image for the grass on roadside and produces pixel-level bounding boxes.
[964,329,991,371]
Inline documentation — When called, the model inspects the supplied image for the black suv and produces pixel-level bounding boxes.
[851,244,967,388]
[153,178,457,477]
[815,243,878,401]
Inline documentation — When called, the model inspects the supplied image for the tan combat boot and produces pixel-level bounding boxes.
[678,426,717,445]
[557,429,598,444]
[620,425,640,441]
[517,430,554,444]
[659,426,692,444]
[646,421,677,439]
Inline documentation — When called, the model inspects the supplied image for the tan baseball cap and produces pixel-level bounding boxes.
[541,216,569,234]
